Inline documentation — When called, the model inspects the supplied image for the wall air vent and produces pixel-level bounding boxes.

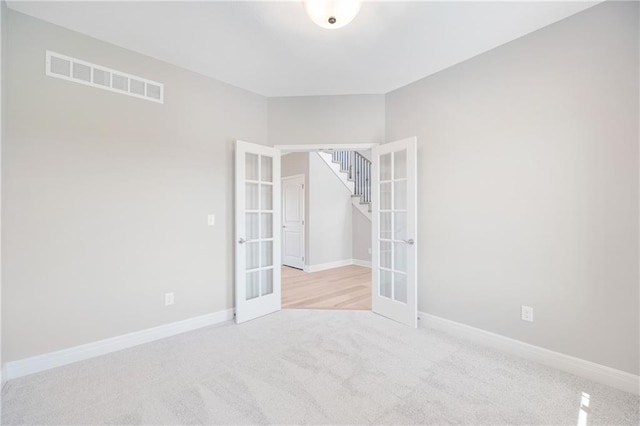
[45,51,164,104]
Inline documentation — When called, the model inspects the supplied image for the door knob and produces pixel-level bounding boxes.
[402,239,415,245]
[238,238,247,244]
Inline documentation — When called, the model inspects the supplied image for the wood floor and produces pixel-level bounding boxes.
[281,265,372,310]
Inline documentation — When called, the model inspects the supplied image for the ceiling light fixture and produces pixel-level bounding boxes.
[304,0,362,30]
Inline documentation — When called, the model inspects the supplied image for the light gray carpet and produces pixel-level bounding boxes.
[2,310,638,425]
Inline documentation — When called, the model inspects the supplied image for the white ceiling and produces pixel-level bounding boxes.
[8,1,601,97]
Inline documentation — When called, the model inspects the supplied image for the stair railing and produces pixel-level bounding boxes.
[332,150,371,204]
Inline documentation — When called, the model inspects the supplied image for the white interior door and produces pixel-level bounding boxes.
[372,137,418,327]
[281,175,305,269]
[235,140,281,323]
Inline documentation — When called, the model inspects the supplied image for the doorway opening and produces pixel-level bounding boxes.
[279,146,374,310]
[235,139,417,326]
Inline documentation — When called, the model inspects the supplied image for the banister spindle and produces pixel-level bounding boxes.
[366,160,370,202]
[359,155,367,197]
[359,155,362,198]
[355,154,359,195]
[356,154,361,196]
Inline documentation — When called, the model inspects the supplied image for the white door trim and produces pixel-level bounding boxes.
[275,143,379,153]
[272,143,376,312]
[282,174,305,180]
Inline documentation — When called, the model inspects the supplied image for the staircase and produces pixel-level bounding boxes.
[317,150,372,220]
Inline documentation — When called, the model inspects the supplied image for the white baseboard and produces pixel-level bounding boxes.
[352,259,372,268]
[5,309,234,382]
[304,258,371,272]
[304,259,354,272]
[420,312,640,395]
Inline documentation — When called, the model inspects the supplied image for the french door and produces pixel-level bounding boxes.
[235,140,281,323]
[372,137,418,327]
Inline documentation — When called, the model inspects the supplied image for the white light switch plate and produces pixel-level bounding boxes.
[521,305,533,322]
[165,292,174,306]
[207,214,215,226]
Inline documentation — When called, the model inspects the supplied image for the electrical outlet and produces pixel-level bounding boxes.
[207,214,215,226]
[165,292,174,306]
[521,305,533,322]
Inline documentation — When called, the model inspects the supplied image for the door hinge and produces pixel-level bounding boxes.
[302,257,305,261]
[302,220,305,225]
[302,184,304,189]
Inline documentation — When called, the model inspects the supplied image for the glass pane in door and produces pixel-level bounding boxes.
[246,153,259,180]
[246,271,260,300]
[246,213,259,240]
[380,241,392,269]
[394,150,407,179]
[261,185,273,210]
[246,242,259,270]
[394,273,407,303]
[394,212,406,241]
[246,183,259,210]
[394,242,407,272]
[261,156,273,182]
[380,212,392,240]
[380,270,392,298]
[380,153,392,181]
[394,181,406,210]
[380,183,392,210]
[260,213,273,238]
[261,241,273,267]
[261,268,273,296]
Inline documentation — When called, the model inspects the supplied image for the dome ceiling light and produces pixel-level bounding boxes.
[304,0,362,30]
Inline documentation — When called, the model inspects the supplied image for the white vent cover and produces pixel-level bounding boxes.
[46,51,164,104]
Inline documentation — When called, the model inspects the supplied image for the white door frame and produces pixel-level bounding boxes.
[275,143,379,152]
[281,174,306,269]
[275,143,379,311]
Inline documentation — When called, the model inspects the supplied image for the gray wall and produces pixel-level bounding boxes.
[308,153,352,266]
[386,1,639,374]
[2,10,267,362]
[268,95,385,145]
[352,209,371,264]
